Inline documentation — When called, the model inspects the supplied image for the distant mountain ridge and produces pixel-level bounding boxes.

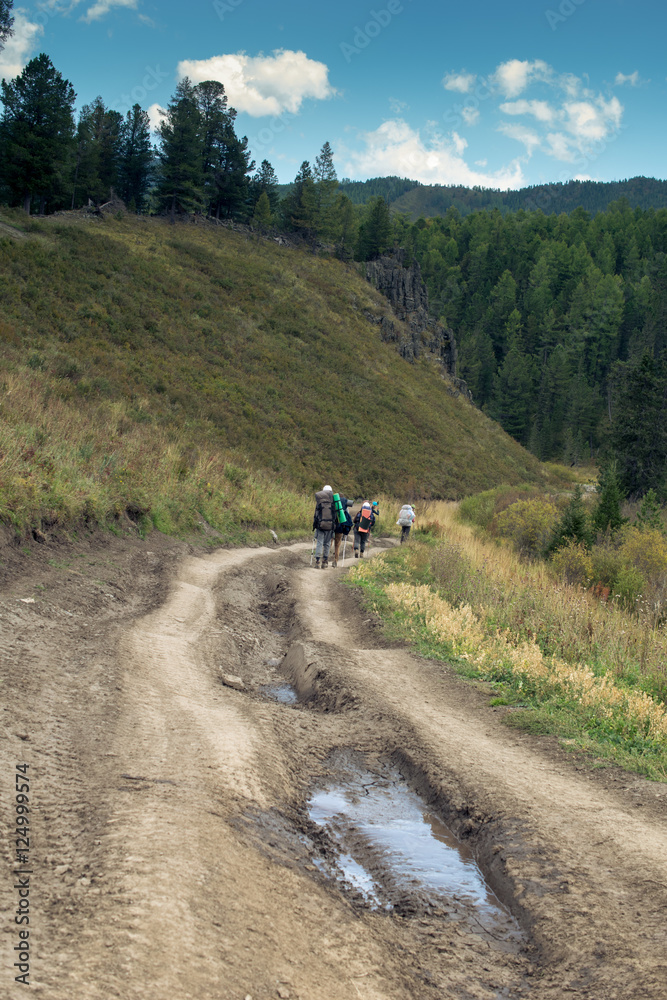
[335,175,667,219]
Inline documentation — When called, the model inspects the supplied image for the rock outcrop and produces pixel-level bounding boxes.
[365,250,470,398]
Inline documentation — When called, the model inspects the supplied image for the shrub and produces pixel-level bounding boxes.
[458,488,502,529]
[614,564,645,607]
[495,499,559,556]
[590,542,625,591]
[619,526,667,585]
[551,541,593,587]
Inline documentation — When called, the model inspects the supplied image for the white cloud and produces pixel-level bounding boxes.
[615,71,641,87]
[342,119,525,189]
[0,13,44,80]
[492,58,550,98]
[81,0,137,21]
[443,71,476,93]
[545,132,575,162]
[563,96,622,143]
[389,97,408,114]
[461,106,480,126]
[498,123,542,156]
[499,99,555,124]
[147,102,166,132]
[177,49,336,117]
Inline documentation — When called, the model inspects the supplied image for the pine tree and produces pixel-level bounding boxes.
[0,0,14,47]
[0,53,76,213]
[193,80,253,219]
[118,104,153,212]
[156,78,204,222]
[334,192,357,260]
[282,161,318,236]
[592,460,626,536]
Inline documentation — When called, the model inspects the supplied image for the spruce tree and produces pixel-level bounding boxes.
[636,489,664,532]
[592,460,626,536]
[74,97,123,207]
[611,350,667,498]
[0,53,76,213]
[354,196,392,260]
[334,192,357,260]
[489,327,534,445]
[282,161,318,236]
[314,140,339,240]
[251,159,279,212]
[549,485,591,553]
[156,78,204,222]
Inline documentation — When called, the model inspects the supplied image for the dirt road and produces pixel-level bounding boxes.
[2,534,666,999]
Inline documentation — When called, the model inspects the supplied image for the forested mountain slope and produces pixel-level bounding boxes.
[0,211,545,537]
[396,200,667,465]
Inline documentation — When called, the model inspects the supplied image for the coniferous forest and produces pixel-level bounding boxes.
[2,50,667,494]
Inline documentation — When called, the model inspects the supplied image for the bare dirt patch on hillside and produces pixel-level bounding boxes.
[1,533,666,999]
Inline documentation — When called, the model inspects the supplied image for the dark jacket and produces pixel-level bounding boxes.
[335,496,354,535]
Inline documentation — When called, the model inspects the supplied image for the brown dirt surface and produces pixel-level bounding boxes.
[1,530,666,999]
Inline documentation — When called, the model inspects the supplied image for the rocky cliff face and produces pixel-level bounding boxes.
[365,250,469,397]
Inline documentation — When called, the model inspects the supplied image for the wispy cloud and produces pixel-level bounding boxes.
[492,59,550,98]
[0,12,44,79]
[177,49,337,117]
[614,70,643,87]
[442,71,476,93]
[81,0,137,22]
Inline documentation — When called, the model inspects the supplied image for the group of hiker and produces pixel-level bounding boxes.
[311,486,416,568]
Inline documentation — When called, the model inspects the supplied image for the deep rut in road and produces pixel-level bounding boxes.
[3,538,667,1000]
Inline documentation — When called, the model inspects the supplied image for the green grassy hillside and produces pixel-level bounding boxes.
[0,209,545,538]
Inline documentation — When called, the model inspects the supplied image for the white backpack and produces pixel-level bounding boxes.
[397,506,414,527]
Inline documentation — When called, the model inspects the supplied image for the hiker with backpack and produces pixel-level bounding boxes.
[353,501,376,558]
[332,493,354,567]
[397,503,415,543]
[312,485,336,568]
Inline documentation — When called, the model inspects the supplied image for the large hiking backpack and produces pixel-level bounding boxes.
[398,505,414,527]
[316,497,335,531]
[358,506,373,533]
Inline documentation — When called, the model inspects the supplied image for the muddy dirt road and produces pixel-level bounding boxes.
[2,535,666,999]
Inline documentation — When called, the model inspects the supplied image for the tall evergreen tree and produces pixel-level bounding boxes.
[354,196,392,260]
[156,78,204,222]
[252,189,272,230]
[0,54,76,213]
[193,80,253,220]
[250,159,279,212]
[281,161,318,236]
[313,140,339,240]
[73,96,123,207]
[334,192,357,261]
[0,0,13,47]
[489,329,534,445]
[611,350,667,498]
[118,104,153,212]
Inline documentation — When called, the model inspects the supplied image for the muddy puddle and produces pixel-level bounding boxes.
[261,683,298,705]
[307,755,523,948]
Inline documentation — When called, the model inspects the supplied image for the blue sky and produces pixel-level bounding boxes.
[1,0,666,187]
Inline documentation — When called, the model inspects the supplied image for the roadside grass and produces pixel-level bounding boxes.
[346,506,667,781]
[1,212,548,538]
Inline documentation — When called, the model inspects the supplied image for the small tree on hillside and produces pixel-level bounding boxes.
[636,489,664,532]
[252,189,272,230]
[548,485,591,553]
[592,460,626,536]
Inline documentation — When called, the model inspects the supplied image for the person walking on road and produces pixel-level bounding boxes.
[312,485,336,568]
[332,493,354,567]
[397,503,415,543]
[353,501,376,558]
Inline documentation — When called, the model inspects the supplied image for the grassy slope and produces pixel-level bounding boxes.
[0,210,544,537]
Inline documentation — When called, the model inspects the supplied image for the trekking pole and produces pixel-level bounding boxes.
[342,535,347,563]
[310,532,316,566]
